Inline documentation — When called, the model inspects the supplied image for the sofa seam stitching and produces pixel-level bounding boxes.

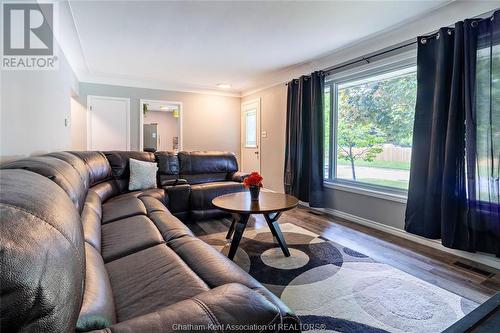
[192,297,222,331]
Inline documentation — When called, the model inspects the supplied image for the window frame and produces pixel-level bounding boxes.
[324,51,417,199]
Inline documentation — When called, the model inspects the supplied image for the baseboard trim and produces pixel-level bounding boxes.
[302,204,500,271]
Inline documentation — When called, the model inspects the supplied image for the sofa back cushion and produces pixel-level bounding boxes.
[69,151,112,186]
[1,156,87,212]
[178,151,238,184]
[0,169,85,332]
[155,151,179,185]
[104,151,156,181]
[47,151,91,190]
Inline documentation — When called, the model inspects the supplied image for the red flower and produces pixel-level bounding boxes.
[243,171,263,188]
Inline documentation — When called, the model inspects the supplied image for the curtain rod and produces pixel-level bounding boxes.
[285,40,415,85]
[285,39,416,85]
[322,40,416,75]
[286,9,499,84]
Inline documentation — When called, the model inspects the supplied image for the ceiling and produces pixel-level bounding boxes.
[66,0,451,95]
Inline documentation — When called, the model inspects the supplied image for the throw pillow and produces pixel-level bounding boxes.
[129,158,158,191]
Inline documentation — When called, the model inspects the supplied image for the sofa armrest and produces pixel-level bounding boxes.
[161,178,188,187]
[229,171,250,183]
[161,183,191,214]
[88,283,300,333]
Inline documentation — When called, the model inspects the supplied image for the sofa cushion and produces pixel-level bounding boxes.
[167,236,259,289]
[102,197,147,224]
[106,188,166,204]
[128,158,158,191]
[105,244,209,322]
[0,169,85,332]
[89,180,123,202]
[181,172,229,184]
[47,151,91,190]
[81,192,103,252]
[98,284,284,333]
[139,195,169,215]
[77,243,116,331]
[139,188,167,202]
[155,151,179,186]
[148,210,194,241]
[178,151,238,174]
[190,181,245,211]
[167,235,297,322]
[101,215,164,262]
[104,151,155,180]
[70,151,112,186]
[1,156,87,212]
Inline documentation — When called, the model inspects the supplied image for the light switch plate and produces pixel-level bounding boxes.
[262,131,267,138]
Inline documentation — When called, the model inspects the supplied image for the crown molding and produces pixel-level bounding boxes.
[79,74,242,98]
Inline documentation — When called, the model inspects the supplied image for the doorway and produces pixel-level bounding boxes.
[139,99,182,152]
[240,99,261,173]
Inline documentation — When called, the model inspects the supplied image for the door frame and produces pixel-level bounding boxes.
[240,98,261,172]
[87,95,130,150]
[139,99,183,151]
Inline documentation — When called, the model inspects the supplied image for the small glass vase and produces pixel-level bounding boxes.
[249,185,260,201]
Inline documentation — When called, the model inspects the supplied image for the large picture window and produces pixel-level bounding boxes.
[324,61,417,193]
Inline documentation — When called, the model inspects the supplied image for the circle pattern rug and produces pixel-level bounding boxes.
[198,222,478,333]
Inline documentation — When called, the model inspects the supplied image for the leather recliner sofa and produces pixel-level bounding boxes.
[0,151,300,332]
[105,150,250,220]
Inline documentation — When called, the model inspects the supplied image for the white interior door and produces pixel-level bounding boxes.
[241,99,261,173]
[87,96,130,150]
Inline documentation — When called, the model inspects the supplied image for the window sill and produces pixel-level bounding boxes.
[324,181,408,204]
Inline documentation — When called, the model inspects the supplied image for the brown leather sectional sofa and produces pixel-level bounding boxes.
[0,151,300,332]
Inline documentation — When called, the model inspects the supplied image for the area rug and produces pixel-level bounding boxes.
[197,221,478,333]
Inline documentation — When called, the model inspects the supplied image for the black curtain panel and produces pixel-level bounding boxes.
[465,12,500,256]
[406,10,500,256]
[284,71,325,207]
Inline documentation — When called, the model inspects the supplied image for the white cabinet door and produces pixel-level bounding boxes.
[241,99,261,173]
[87,96,130,151]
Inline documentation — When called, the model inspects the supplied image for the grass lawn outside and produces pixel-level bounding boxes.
[337,159,411,170]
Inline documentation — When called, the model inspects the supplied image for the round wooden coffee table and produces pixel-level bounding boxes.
[212,192,299,260]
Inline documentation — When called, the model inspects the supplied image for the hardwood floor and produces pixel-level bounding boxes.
[188,206,499,304]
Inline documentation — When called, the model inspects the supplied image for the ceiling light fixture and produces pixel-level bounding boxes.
[216,83,231,89]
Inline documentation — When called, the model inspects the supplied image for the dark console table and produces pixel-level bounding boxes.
[212,192,299,260]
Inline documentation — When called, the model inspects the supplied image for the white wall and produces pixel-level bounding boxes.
[78,83,241,160]
[0,42,79,161]
[70,96,87,150]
